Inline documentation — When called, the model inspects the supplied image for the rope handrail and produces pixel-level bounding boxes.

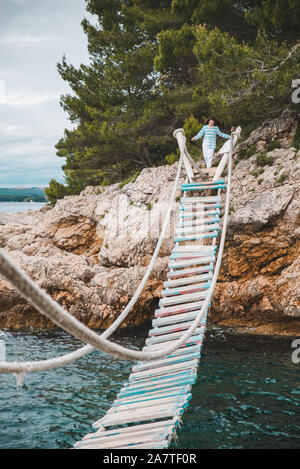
[0,134,233,374]
[0,152,183,373]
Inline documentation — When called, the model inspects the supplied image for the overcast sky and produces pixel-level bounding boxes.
[0,0,94,187]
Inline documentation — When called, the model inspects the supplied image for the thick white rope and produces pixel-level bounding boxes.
[0,136,232,372]
[0,154,183,372]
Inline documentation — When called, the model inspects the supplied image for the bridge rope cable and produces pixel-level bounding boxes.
[0,152,183,372]
[0,135,233,374]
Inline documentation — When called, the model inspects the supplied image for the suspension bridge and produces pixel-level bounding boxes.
[0,126,241,449]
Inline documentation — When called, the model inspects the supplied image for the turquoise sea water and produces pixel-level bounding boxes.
[0,202,46,214]
[0,325,299,449]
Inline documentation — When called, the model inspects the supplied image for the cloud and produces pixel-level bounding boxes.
[0,0,90,186]
[9,0,32,4]
[0,121,65,184]
[0,165,65,187]
[0,79,6,103]
[0,140,53,159]
[0,136,66,186]
[0,34,49,46]
[0,122,31,140]
[4,89,60,107]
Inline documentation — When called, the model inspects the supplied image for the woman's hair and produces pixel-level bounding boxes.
[204,116,221,126]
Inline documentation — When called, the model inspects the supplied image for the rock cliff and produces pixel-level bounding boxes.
[0,110,299,336]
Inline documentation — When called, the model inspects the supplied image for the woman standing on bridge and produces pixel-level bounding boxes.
[191,117,230,169]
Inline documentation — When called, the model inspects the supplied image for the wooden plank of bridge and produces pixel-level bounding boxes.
[155,300,210,316]
[73,166,225,450]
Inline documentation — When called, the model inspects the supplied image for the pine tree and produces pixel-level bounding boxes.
[47,0,299,203]
[54,1,183,195]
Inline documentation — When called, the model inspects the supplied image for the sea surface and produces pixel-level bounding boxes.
[0,325,299,449]
[0,201,46,214]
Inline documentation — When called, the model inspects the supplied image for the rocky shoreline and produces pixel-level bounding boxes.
[0,110,299,337]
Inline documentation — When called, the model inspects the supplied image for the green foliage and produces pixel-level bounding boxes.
[165,152,179,164]
[183,115,203,161]
[45,174,86,205]
[265,140,281,151]
[251,168,264,177]
[246,0,300,43]
[192,27,300,130]
[277,172,287,184]
[54,0,176,202]
[171,0,258,41]
[45,180,70,205]
[238,143,256,159]
[183,115,200,141]
[154,24,197,84]
[119,171,141,188]
[49,0,299,203]
[256,152,274,167]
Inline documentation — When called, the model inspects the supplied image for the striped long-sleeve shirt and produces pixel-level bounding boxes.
[193,125,230,149]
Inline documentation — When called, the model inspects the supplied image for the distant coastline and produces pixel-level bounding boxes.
[0,201,47,214]
[0,187,47,202]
